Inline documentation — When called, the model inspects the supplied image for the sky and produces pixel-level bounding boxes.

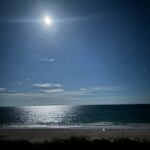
[0,0,150,106]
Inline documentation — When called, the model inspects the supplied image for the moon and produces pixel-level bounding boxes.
[44,16,53,25]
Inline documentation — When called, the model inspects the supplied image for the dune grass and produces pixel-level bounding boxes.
[0,137,150,150]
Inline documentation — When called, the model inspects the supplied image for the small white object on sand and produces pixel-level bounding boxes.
[102,128,105,132]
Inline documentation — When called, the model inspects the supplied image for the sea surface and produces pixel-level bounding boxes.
[0,105,150,129]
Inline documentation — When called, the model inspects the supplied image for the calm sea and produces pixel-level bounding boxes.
[0,105,150,129]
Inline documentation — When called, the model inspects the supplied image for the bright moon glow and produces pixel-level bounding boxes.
[44,17,53,25]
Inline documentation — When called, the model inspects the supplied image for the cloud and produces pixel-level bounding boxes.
[33,84,122,96]
[33,83,62,89]
[33,83,63,93]
[1,90,147,106]
[0,85,127,106]
[52,83,62,88]
[0,88,15,93]
[38,57,55,63]
[0,88,8,93]
[91,86,122,92]
[80,88,86,91]
[34,83,53,88]
[41,89,64,93]
[78,86,122,94]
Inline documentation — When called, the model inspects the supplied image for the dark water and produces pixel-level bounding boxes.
[0,105,150,129]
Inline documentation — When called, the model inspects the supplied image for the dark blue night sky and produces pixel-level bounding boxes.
[0,0,150,106]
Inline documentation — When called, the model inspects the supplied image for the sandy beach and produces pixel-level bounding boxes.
[0,128,150,142]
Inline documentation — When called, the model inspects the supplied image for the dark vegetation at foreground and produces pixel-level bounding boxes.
[0,137,150,150]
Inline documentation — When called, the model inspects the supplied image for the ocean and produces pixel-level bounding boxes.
[0,105,150,129]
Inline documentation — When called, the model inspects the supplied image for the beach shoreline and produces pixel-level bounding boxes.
[0,128,150,142]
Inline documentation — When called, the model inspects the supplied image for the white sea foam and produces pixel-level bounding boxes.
[1,122,150,129]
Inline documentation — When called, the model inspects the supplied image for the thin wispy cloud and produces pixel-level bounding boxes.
[33,83,62,89]
[0,88,8,93]
[38,57,55,63]
[34,83,53,88]
[41,89,64,93]
[80,88,86,91]
[53,83,62,88]
[1,89,147,106]
[0,88,15,93]
[79,86,122,93]
[91,86,123,92]
[0,85,127,106]
[34,83,64,93]
[33,83,122,95]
